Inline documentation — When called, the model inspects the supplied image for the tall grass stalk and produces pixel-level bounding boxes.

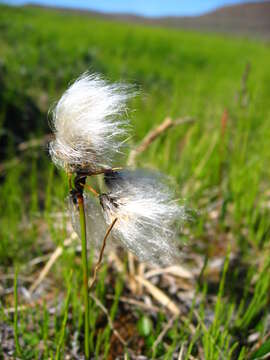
[14,266,21,356]
[78,194,90,359]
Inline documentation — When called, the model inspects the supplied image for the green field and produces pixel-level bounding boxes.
[1,4,270,359]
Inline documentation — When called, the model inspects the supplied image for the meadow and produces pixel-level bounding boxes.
[1,3,270,359]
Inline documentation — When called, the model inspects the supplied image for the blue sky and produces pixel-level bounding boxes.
[1,0,266,17]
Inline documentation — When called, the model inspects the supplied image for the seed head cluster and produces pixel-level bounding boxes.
[100,170,185,265]
[50,72,186,265]
[49,73,132,173]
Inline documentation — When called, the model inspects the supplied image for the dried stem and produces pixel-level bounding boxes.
[77,166,123,177]
[29,237,74,294]
[89,218,118,290]
[81,183,100,197]
[152,313,178,351]
[128,116,195,167]
[90,293,127,347]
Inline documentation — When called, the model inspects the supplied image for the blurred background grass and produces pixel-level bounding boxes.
[1,2,270,359]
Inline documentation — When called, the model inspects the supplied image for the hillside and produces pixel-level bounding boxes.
[162,1,270,36]
[26,1,270,37]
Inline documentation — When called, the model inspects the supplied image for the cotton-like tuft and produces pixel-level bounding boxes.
[49,73,133,173]
[68,193,107,250]
[99,170,186,265]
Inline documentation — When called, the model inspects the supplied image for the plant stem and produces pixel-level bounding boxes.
[14,266,21,356]
[77,194,90,359]
[55,271,73,360]
[89,218,118,290]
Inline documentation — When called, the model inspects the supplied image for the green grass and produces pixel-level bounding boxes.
[1,3,270,359]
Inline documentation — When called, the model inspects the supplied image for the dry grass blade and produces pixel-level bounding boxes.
[0,158,20,174]
[152,313,178,351]
[4,292,55,314]
[127,116,194,167]
[178,343,186,360]
[137,262,146,295]
[135,275,180,315]
[90,293,127,347]
[29,235,75,294]
[4,304,29,315]
[106,294,162,313]
[18,134,52,151]
[0,134,52,174]
[108,252,125,273]
[144,265,194,280]
[127,252,138,294]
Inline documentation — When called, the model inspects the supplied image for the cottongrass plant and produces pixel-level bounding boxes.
[49,72,132,173]
[49,72,186,358]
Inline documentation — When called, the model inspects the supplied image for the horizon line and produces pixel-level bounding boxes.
[1,0,269,18]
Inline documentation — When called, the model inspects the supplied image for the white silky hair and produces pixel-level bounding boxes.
[68,194,107,251]
[100,170,186,266]
[49,72,133,172]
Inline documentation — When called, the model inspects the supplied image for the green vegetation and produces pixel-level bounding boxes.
[1,3,270,359]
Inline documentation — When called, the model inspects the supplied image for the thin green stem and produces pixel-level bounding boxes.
[77,194,90,359]
[14,266,21,356]
[55,271,73,360]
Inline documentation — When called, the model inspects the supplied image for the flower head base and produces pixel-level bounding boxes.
[49,73,133,173]
[99,170,186,265]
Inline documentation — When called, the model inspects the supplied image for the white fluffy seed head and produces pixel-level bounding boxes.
[49,73,133,173]
[100,170,186,265]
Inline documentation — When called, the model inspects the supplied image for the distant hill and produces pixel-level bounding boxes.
[25,1,270,37]
[158,1,270,37]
